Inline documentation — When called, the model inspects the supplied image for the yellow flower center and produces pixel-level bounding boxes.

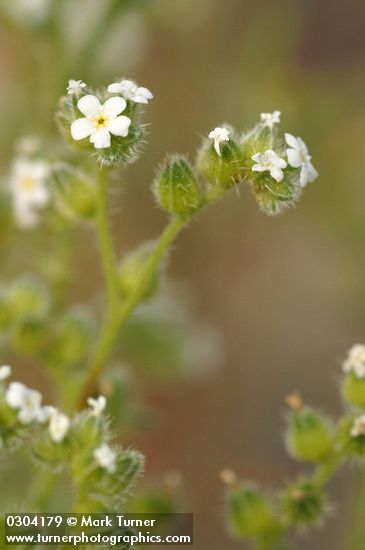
[19,177,37,192]
[94,114,109,128]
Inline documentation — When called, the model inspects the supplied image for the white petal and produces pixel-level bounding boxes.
[132,94,149,104]
[306,160,318,183]
[270,167,284,182]
[108,115,131,137]
[252,164,265,172]
[5,382,26,408]
[107,82,123,93]
[276,157,288,169]
[90,128,111,149]
[71,118,94,140]
[138,86,153,100]
[285,133,299,149]
[287,149,302,168]
[102,97,126,118]
[77,95,101,117]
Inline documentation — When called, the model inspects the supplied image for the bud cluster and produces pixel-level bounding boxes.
[223,344,365,548]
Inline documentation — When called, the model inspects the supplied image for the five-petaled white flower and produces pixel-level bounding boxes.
[0,365,11,381]
[208,127,230,157]
[343,344,365,379]
[87,395,107,416]
[5,382,44,424]
[94,443,117,474]
[251,150,287,182]
[285,133,318,188]
[48,409,70,443]
[260,110,281,129]
[351,415,365,437]
[10,159,50,229]
[108,80,153,104]
[67,79,86,96]
[71,95,131,149]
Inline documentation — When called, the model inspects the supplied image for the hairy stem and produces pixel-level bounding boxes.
[76,215,187,408]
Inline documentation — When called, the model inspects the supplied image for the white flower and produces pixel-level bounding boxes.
[48,410,70,443]
[260,110,281,129]
[5,382,44,424]
[251,150,287,182]
[343,344,365,378]
[71,95,131,149]
[351,415,365,437]
[285,133,318,188]
[0,365,11,381]
[87,395,107,416]
[108,80,153,104]
[208,127,230,156]
[94,443,117,474]
[67,79,86,95]
[10,158,50,229]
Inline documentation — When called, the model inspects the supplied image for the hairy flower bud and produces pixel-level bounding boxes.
[225,482,279,540]
[52,165,97,221]
[49,308,92,368]
[197,132,244,191]
[154,155,201,216]
[342,372,365,408]
[280,478,327,527]
[11,316,49,356]
[118,242,160,301]
[286,407,334,463]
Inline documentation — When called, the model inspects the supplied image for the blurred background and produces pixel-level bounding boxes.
[1,0,365,548]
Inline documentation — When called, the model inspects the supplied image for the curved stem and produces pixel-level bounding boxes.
[76,215,187,408]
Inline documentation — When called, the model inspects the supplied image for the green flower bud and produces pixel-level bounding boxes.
[280,478,327,527]
[154,155,201,216]
[197,134,244,191]
[8,274,48,320]
[49,308,92,368]
[250,173,301,216]
[118,242,160,301]
[11,316,50,356]
[226,482,279,540]
[32,433,71,472]
[286,407,334,463]
[342,372,365,408]
[52,165,97,220]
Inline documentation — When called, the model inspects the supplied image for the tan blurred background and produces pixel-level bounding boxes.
[1,0,365,548]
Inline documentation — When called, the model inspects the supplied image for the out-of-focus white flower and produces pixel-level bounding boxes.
[260,110,281,129]
[108,80,153,104]
[351,415,365,437]
[1,0,50,25]
[15,135,41,156]
[5,382,44,424]
[87,395,107,416]
[343,344,365,378]
[10,159,50,229]
[48,410,70,443]
[251,150,287,182]
[208,127,230,156]
[285,133,318,188]
[71,95,131,149]
[67,79,86,96]
[94,443,117,473]
[0,365,11,381]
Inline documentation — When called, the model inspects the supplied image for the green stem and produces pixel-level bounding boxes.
[76,215,186,408]
[346,465,365,550]
[95,167,119,305]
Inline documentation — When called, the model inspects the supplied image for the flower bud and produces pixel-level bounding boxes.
[8,275,48,320]
[118,242,160,301]
[49,308,92,368]
[342,373,365,408]
[338,415,365,458]
[52,165,97,221]
[280,478,326,527]
[11,316,50,356]
[285,407,334,463]
[250,173,301,216]
[154,155,201,216]
[197,134,243,191]
[225,482,279,540]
